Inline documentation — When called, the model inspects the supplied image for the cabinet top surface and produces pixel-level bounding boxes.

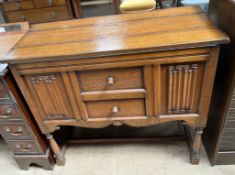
[0,6,229,63]
[0,22,28,62]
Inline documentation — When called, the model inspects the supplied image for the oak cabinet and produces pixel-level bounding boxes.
[0,6,229,166]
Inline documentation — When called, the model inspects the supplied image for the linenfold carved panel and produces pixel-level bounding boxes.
[168,64,198,113]
[160,63,205,114]
[24,73,79,120]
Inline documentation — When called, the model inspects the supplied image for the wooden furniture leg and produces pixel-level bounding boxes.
[113,0,121,14]
[191,128,203,164]
[46,134,65,166]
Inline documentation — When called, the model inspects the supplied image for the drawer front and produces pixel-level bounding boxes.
[2,1,34,12]
[0,79,11,100]
[226,89,235,120]
[227,108,235,120]
[86,99,146,118]
[6,6,71,24]
[224,120,235,128]
[219,88,235,151]
[34,0,66,8]
[78,67,144,92]
[0,104,21,120]
[0,123,33,140]
[220,142,235,151]
[7,140,44,154]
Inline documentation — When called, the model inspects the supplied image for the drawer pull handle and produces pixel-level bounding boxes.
[0,108,12,118]
[20,15,26,21]
[16,2,21,10]
[16,144,32,152]
[112,106,119,113]
[107,77,114,85]
[48,0,53,6]
[5,108,12,115]
[5,127,23,136]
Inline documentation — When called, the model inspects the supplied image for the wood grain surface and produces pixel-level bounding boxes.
[0,6,229,165]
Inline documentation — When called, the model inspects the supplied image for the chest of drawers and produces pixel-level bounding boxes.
[0,64,54,170]
[0,0,73,24]
[0,6,229,166]
[0,22,54,170]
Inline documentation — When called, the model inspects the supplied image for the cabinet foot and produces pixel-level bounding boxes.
[185,126,203,165]
[190,128,203,164]
[47,134,66,166]
[14,149,54,170]
[55,144,67,166]
[190,150,200,164]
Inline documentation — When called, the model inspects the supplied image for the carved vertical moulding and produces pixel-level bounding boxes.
[24,73,81,121]
[167,64,201,114]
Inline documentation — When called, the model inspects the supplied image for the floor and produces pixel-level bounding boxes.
[1,139,235,175]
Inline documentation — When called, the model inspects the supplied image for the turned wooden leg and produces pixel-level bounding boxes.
[190,128,203,165]
[46,134,65,166]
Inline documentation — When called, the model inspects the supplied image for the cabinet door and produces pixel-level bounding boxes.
[155,62,205,115]
[25,73,80,120]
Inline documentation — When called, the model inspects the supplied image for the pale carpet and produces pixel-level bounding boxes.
[1,139,235,175]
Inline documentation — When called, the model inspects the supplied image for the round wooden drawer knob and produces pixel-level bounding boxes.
[107,77,114,85]
[112,106,119,113]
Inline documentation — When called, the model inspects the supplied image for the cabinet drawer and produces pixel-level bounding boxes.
[1,1,34,12]
[78,67,144,92]
[86,99,146,118]
[0,123,33,140]
[34,0,66,8]
[5,6,71,24]
[7,140,44,154]
[220,141,235,151]
[0,104,21,120]
[0,80,11,100]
